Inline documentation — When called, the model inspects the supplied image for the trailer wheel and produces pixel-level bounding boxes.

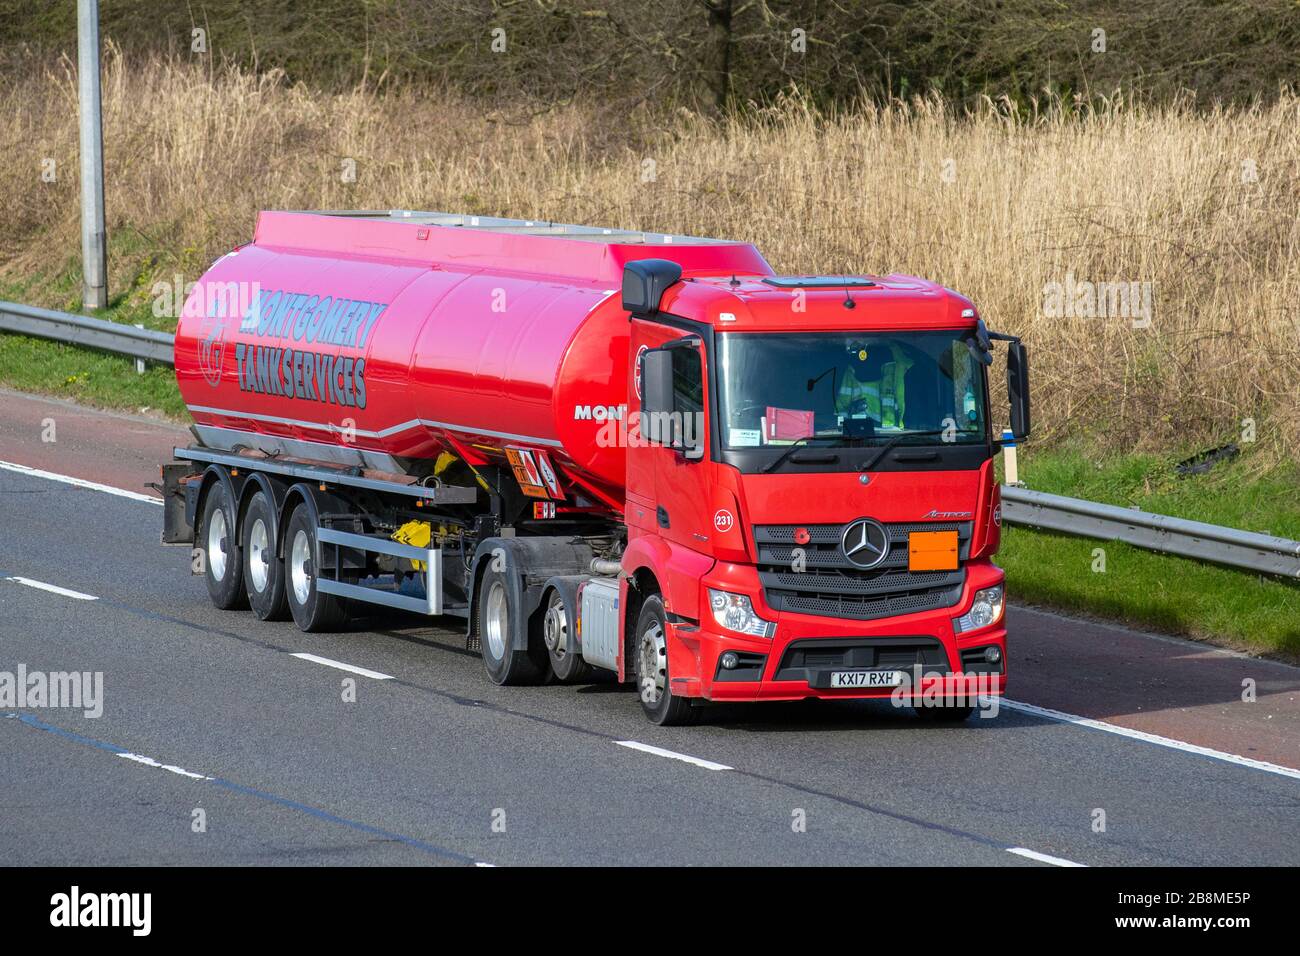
[477,566,546,686]
[241,491,288,621]
[634,596,696,726]
[199,480,247,610]
[285,503,344,632]
[540,588,591,683]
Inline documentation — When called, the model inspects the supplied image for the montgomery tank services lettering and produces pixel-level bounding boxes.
[233,289,387,409]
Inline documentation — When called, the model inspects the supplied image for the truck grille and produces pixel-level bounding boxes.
[754,521,970,621]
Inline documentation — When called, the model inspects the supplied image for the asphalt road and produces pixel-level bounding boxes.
[1,389,1298,866]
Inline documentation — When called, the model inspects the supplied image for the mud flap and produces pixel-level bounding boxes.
[160,463,199,545]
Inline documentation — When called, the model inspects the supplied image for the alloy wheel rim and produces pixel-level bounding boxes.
[484,581,508,660]
[290,529,312,605]
[248,518,270,592]
[543,594,568,659]
[638,620,667,704]
[207,509,228,581]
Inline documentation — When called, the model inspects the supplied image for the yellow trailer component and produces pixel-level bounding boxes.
[392,520,436,569]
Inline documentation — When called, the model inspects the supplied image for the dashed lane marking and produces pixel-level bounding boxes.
[1007,847,1087,867]
[0,459,161,505]
[290,652,395,681]
[117,751,210,780]
[4,576,98,601]
[615,740,733,771]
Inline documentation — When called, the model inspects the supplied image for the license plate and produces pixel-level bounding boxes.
[829,670,904,688]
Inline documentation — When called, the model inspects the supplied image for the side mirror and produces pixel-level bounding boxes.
[640,348,674,445]
[639,340,706,458]
[1006,341,1030,440]
[622,259,683,316]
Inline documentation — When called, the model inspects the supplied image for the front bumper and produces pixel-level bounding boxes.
[672,561,1007,703]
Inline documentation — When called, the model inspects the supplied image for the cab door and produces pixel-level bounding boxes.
[633,322,714,554]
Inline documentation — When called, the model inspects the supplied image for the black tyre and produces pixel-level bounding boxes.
[199,479,246,610]
[284,502,345,632]
[912,703,976,722]
[477,565,547,685]
[241,490,288,621]
[540,588,591,683]
[634,595,696,726]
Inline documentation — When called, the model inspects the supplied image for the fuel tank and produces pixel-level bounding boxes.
[174,211,771,510]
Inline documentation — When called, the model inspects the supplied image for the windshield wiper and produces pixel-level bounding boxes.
[760,433,848,473]
[858,428,952,473]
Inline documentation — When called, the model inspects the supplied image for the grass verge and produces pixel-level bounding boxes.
[0,233,187,419]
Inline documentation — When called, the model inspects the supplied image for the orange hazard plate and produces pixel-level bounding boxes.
[908,530,959,571]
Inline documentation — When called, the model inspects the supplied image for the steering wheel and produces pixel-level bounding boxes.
[840,397,868,416]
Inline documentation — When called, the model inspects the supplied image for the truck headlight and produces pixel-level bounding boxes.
[954,585,1004,633]
[707,588,776,638]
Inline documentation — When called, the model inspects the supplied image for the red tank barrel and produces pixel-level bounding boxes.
[174,211,772,511]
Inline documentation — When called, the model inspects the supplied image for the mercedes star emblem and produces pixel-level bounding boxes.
[840,518,890,570]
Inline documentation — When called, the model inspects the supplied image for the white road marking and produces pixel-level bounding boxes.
[1006,847,1087,867]
[117,752,211,780]
[290,652,394,681]
[4,576,98,601]
[475,861,496,867]
[615,740,732,771]
[0,459,162,505]
[1002,698,1300,781]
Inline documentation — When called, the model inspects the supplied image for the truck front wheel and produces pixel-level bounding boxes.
[634,596,696,726]
[199,480,246,610]
[285,503,344,632]
[477,567,548,686]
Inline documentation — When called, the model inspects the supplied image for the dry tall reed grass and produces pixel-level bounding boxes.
[3,49,1297,457]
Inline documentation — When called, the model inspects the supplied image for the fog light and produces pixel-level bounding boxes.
[720,651,740,670]
[984,646,1002,664]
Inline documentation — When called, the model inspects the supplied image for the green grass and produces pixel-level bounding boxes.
[999,447,1300,658]
[0,335,186,417]
[0,234,188,418]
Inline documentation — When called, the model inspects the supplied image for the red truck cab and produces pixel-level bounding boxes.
[615,263,1028,724]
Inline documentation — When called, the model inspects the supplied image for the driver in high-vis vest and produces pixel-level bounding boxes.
[836,346,913,428]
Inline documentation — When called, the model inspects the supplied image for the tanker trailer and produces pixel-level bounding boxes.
[163,210,1030,725]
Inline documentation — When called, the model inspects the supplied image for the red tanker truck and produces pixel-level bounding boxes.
[162,210,1029,725]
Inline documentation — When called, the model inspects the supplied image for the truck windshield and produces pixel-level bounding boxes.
[717,331,987,449]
